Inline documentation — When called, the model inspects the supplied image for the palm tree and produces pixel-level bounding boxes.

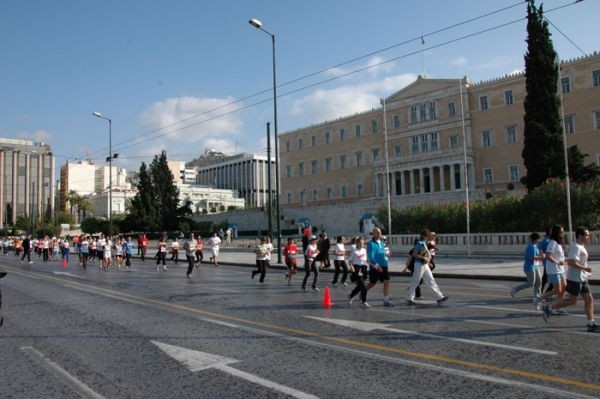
[77,198,92,222]
[66,190,82,222]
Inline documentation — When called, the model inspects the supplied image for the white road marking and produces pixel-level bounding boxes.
[152,341,319,399]
[21,346,106,399]
[305,316,557,356]
[53,272,86,279]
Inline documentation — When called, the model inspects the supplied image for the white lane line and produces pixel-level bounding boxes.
[21,346,106,399]
[305,316,556,356]
[53,272,86,279]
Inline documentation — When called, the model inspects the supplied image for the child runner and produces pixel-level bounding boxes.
[406,229,448,306]
[543,227,599,332]
[302,235,320,292]
[283,237,298,286]
[348,237,370,308]
[331,236,349,286]
[511,232,544,309]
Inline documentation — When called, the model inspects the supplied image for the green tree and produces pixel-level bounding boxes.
[150,151,179,231]
[521,0,564,191]
[66,190,82,220]
[126,162,159,231]
[568,145,600,183]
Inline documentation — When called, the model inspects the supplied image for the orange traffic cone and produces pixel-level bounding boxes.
[62,258,67,269]
[322,286,334,307]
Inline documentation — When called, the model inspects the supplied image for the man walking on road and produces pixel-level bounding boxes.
[543,227,599,332]
[366,228,393,307]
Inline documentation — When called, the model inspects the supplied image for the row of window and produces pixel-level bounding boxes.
[480,125,518,147]
[288,183,365,203]
[562,69,600,93]
[483,165,520,184]
[478,89,514,111]
[565,111,600,134]
[286,121,380,152]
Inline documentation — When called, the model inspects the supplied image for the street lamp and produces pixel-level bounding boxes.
[249,17,282,263]
[92,112,113,236]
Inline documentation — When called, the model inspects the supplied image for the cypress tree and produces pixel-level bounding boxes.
[150,151,180,231]
[128,162,159,232]
[522,0,564,191]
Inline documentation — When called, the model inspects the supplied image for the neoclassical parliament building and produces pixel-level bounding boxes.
[279,52,600,211]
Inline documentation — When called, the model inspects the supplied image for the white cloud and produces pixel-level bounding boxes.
[289,73,417,122]
[450,56,468,67]
[139,96,244,143]
[15,128,53,143]
[475,56,515,70]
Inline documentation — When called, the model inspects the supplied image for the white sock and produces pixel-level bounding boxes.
[588,320,595,326]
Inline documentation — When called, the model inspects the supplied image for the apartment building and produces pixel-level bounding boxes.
[280,52,600,210]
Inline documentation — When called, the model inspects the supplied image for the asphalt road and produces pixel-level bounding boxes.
[0,254,599,399]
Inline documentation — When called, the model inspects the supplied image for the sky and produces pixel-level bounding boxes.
[1,0,598,178]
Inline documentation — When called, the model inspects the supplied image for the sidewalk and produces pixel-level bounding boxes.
[210,248,600,284]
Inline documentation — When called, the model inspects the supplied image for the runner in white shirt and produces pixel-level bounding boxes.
[539,225,567,310]
[543,228,599,332]
[348,237,370,307]
[114,238,124,268]
[208,232,221,267]
[331,236,349,286]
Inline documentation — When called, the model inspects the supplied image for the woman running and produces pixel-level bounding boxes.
[283,237,298,286]
[252,236,269,283]
[332,236,349,286]
[156,235,168,272]
[348,237,370,308]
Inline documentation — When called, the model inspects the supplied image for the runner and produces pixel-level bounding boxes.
[208,232,221,267]
[20,235,32,264]
[366,228,393,307]
[170,238,180,264]
[252,236,269,283]
[406,229,448,306]
[114,237,124,269]
[156,235,168,271]
[511,232,544,309]
[80,237,89,269]
[184,233,197,278]
[283,237,298,286]
[195,235,204,266]
[543,227,599,332]
[331,236,349,286]
[539,225,567,312]
[103,237,112,271]
[140,234,148,261]
[302,235,320,292]
[348,237,370,308]
[124,236,134,269]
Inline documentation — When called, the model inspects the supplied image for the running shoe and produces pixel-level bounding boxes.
[343,282,349,286]
[348,295,354,305]
[437,296,449,306]
[302,286,307,291]
[383,300,394,307]
[0,316,3,328]
[361,302,371,309]
[163,266,167,271]
[406,300,417,306]
[533,297,541,311]
[587,322,600,333]
[331,282,338,287]
[415,296,425,300]
[510,288,516,298]
[553,309,569,316]
[312,287,320,292]
[542,304,552,322]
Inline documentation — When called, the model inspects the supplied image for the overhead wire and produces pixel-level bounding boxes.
[81,0,531,160]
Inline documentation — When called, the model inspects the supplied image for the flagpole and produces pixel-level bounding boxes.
[459,78,471,256]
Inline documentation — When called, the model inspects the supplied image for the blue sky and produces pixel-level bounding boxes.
[1,0,598,176]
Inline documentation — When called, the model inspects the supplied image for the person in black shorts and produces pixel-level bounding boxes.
[366,228,393,307]
[543,227,599,333]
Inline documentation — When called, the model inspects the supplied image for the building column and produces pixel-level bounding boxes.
[457,163,464,189]
[399,170,405,196]
[409,170,415,195]
[450,164,456,191]
[390,172,396,196]
[439,165,446,191]
[418,168,424,194]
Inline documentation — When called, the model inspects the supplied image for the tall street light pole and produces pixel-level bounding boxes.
[249,18,281,263]
[92,112,113,236]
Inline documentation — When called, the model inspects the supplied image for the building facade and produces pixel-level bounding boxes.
[178,183,245,213]
[87,187,138,218]
[196,152,276,208]
[280,52,600,213]
[0,139,55,227]
[59,160,96,212]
